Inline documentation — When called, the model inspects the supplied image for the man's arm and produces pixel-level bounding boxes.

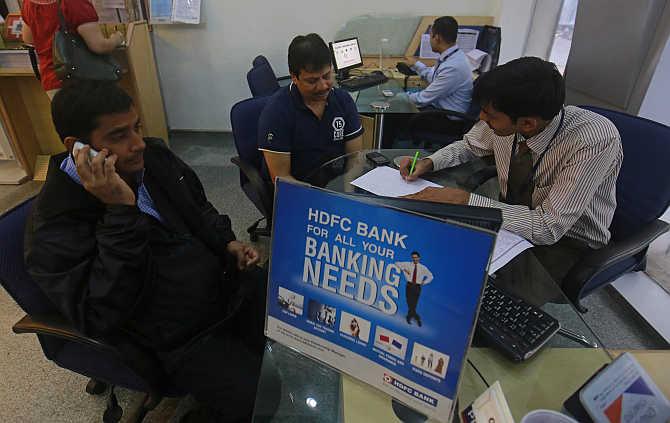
[407,64,459,108]
[344,135,363,154]
[261,150,296,182]
[421,265,434,285]
[410,59,434,81]
[26,204,154,337]
[399,121,494,181]
[469,137,621,245]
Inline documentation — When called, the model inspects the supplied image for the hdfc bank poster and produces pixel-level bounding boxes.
[265,180,496,422]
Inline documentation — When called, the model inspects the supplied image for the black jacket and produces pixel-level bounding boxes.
[25,138,240,351]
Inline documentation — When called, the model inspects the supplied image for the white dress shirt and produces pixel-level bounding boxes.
[395,261,434,285]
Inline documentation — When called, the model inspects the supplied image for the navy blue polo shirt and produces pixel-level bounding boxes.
[258,83,363,180]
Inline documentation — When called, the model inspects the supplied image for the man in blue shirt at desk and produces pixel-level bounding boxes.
[405,16,473,113]
[258,33,363,182]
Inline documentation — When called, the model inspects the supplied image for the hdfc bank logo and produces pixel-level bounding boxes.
[383,373,438,407]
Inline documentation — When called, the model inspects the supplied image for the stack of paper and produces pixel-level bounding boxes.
[466,49,489,71]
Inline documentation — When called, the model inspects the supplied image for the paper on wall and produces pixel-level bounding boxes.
[172,0,201,24]
[419,34,440,59]
[456,29,479,53]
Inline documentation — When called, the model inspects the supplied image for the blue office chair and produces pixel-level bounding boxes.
[561,106,670,311]
[407,101,481,150]
[246,55,291,98]
[230,96,274,241]
[0,198,184,422]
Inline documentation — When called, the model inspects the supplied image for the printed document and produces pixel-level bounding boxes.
[489,230,533,275]
[350,166,442,197]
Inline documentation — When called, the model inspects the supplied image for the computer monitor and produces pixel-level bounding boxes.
[329,37,363,79]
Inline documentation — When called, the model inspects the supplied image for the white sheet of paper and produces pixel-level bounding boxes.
[172,0,201,24]
[419,34,440,59]
[489,229,533,275]
[466,49,489,70]
[456,29,479,52]
[350,166,442,197]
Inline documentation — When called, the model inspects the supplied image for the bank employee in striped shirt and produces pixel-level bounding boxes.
[399,57,623,293]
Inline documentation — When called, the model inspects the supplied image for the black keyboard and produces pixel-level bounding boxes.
[477,282,560,361]
[339,72,389,91]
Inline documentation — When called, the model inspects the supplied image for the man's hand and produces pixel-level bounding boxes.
[405,57,418,67]
[403,186,471,205]
[226,240,260,270]
[399,157,433,181]
[74,145,136,206]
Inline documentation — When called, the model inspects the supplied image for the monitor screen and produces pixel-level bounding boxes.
[330,37,363,72]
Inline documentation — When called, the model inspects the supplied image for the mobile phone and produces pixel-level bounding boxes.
[366,151,390,166]
[73,141,99,161]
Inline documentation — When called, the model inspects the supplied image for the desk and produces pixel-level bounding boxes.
[348,79,418,149]
[253,150,615,422]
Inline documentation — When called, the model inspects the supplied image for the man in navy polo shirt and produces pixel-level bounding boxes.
[258,33,363,181]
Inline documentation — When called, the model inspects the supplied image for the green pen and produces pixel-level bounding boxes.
[409,151,420,176]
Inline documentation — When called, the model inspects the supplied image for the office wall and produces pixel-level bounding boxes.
[495,0,536,64]
[639,36,670,126]
[152,0,511,131]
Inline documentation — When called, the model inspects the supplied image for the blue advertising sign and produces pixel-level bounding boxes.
[266,180,496,421]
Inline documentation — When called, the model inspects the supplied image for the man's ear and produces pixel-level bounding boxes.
[516,117,539,134]
[290,72,299,85]
[63,136,78,153]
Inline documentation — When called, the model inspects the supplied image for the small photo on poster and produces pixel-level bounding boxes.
[277,286,304,316]
[411,342,450,379]
[307,300,337,328]
[374,326,408,360]
[339,311,371,343]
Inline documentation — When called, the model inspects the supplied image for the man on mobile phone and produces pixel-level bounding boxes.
[25,81,268,422]
[258,33,363,182]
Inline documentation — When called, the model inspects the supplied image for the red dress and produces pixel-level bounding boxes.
[21,0,99,91]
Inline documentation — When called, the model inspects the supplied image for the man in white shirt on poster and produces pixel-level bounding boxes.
[395,251,434,327]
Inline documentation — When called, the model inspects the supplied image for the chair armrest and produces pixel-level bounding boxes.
[230,156,274,216]
[13,314,114,352]
[563,219,669,300]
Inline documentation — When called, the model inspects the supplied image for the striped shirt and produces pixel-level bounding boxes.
[60,155,165,223]
[428,106,623,248]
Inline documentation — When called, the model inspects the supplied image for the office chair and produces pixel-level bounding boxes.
[406,101,481,151]
[230,96,274,241]
[246,55,291,98]
[0,198,184,422]
[560,106,670,311]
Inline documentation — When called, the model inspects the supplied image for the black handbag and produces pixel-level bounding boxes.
[52,0,122,81]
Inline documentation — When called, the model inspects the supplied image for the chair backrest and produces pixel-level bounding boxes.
[230,96,271,184]
[581,106,670,240]
[246,55,281,98]
[0,198,57,315]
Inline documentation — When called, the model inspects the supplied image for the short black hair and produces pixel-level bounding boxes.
[411,251,420,257]
[431,16,458,43]
[472,57,565,121]
[51,80,134,141]
[288,33,332,76]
